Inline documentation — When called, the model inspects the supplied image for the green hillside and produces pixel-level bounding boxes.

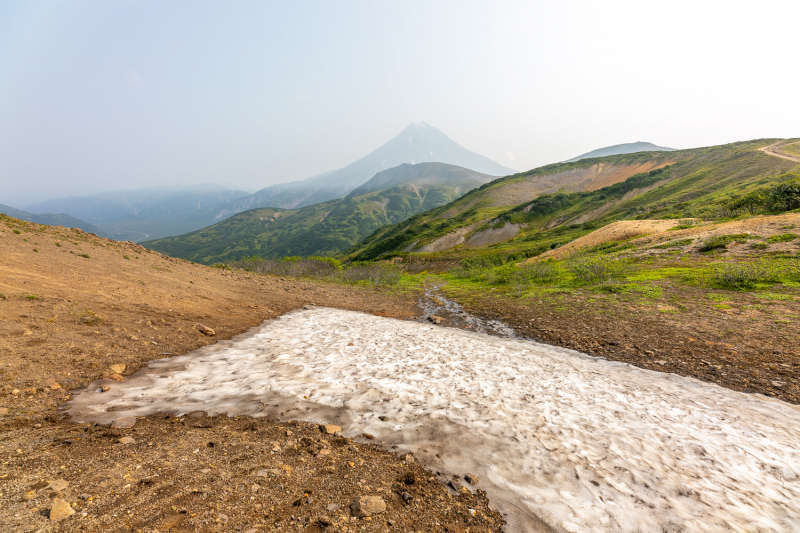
[144,163,493,263]
[349,139,800,261]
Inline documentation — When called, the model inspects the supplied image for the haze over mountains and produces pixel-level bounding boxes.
[6,123,513,243]
[0,203,109,237]
[145,162,495,262]
[565,142,676,162]
[211,122,516,216]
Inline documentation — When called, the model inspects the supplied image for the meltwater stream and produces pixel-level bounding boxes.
[67,307,800,533]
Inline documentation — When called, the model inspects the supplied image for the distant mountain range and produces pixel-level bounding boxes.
[144,162,495,263]
[16,123,513,243]
[565,142,676,163]
[22,184,252,242]
[0,203,109,237]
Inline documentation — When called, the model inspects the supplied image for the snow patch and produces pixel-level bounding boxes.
[67,308,800,533]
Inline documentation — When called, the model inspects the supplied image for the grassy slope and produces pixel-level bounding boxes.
[144,179,481,264]
[349,140,799,261]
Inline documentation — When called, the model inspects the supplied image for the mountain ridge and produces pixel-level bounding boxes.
[565,142,676,163]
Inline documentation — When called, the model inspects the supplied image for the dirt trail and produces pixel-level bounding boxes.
[759,140,800,163]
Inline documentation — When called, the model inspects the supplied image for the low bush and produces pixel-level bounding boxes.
[712,261,780,289]
[567,254,632,283]
[698,234,750,252]
[766,233,797,244]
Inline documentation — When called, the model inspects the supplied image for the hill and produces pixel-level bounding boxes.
[23,183,251,242]
[144,163,494,263]
[0,203,110,237]
[564,141,676,162]
[349,139,799,260]
[209,122,514,216]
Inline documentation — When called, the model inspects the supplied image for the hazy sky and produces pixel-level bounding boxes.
[1,0,798,204]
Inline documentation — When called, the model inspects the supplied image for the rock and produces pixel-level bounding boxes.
[110,364,126,374]
[78,494,91,501]
[320,424,342,435]
[101,386,111,392]
[216,513,229,525]
[401,491,413,503]
[11,389,19,395]
[49,497,75,520]
[361,432,375,440]
[327,503,341,512]
[118,436,136,445]
[256,468,282,477]
[198,325,215,336]
[772,381,786,387]
[45,479,70,491]
[316,448,331,458]
[350,495,386,518]
[111,417,137,429]
[45,379,61,390]
[448,479,464,492]
[404,454,415,463]
[428,315,444,324]
[0,407,8,416]
[464,473,479,485]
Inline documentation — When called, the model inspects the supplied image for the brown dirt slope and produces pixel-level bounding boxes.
[0,215,503,532]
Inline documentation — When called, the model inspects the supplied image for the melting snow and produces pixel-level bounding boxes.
[67,308,800,533]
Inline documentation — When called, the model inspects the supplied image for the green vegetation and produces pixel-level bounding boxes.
[80,253,90,258]
[766,233,797,243]
[145,164,492,264]
[13,229,21,234]
[26,294,38,300]
[231,256,403,287]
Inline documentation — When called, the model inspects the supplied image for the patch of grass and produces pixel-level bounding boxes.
[33,248,38,252]
[0,293,6,300]
[80,253,90,259]
[755,292,792,301]
[652,238,693,249]
[766,233,797,244]
[713,303,732,309]
[706,293,729,302]
[13,229,21,234]
[751,242,768,250]
[26,294,38,300]
[123,255,130,260]
[669,219,700,230]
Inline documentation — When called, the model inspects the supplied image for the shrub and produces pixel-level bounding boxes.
[766,233,797,244]
[80,253,90,258]
[712,261,780,289]
[26,294,38,300]
[567,254,632,283]
[751,242,768,250]
[13,229,21,234]
[699,234,750,252]
[0,293,6,300]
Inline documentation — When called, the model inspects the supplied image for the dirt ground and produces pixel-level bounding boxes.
[0,216,504,532]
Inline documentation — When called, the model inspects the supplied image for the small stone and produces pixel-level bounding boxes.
[198,325,215,336]
[0,408,8,415]
[404,454,415,463]
[217,513,229,525]
[256,468,282,477]
[111,417,137,429]
[316,448,331,458]
[49,497,75,520]
[320,424,342,435]
[327,503,341,512]
[101,386,111,392]
[428,315,444,324]
[107,373,126,382]
[78,494,91,501]
[464,473,479,485]
[45,379,61,390]
[350,495,386,518]
[448,479,463,492]
[45,479,70,492]
[401,491,413,503]
[361,432,375,440]
[118,436,136,445]
[110,364,126,374]
[772,381,786,387]
[11,389,20,395]
[468,509,477,516]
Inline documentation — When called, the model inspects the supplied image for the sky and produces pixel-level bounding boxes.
[1,0,799,206]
